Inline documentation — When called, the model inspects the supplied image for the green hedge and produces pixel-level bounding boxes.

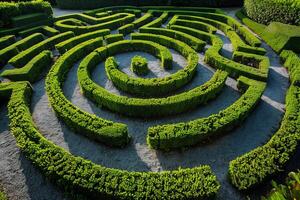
[8,31,74,68]
[280,50,300,86]
[169,18,217,34]
[0,33,44,66]
[147,76,266,150]
[55,14,135,35]
[173,15,266,55]
[19,25,60,38]
[129,55,149,76]
[1,81,220,200]
[139,27,206,52]
[118,23,134,35]
[0,35,15,50]
[78,50,227,118]
[236,10,300,53]
[132,13,153,28]
[1,50,52,83]
[142,12,168,28]
[11,13,49,27]
[45,38,130,147]
[204,41,269,81]
[105,34,124,44]
[228,50,300,190]
[96,39,201,98]
[244,0,300,25]
[55,29,109,54]
[0,0,53,28]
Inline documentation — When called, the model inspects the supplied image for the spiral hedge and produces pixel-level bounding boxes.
[0,5,299,199]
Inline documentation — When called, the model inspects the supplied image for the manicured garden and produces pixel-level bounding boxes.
[0,0,299,199]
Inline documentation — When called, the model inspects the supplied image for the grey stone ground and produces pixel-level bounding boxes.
[0,8,298,200]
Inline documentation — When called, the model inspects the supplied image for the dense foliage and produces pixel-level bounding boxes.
[0,0,53,28]
[244,0,300,25]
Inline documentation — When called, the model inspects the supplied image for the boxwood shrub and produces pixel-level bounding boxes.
[1,81,220,200]
[1,50,53,83]
[244,0,300,25]
[0,32,44,66]
[130,55,149,76]
[228,50,300,190]
[8,31,74,68]
[147,76,266,150]
[46,38,130,147]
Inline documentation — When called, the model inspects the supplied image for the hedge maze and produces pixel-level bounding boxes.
[0,5,299,199]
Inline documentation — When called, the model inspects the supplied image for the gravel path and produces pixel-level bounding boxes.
[0,8,297,200]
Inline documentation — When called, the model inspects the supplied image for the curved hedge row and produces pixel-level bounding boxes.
[244,0,300,25]
[79,52,227,118]
[172,15,266,55]
[54,13,135,35]
[55,29,109,54]
[168,24,269,81]
[8,31,74,68]
[228,50,300,190]
[1,81,220,200]
[1,50,53,83]
[139,27,206,52]
[45,38,130,147]
[147,76,266,150]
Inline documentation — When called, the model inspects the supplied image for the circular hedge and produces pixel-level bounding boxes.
[244,0,300,25]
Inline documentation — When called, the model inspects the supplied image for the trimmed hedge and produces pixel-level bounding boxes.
[78,51,227,118]
[104,34,124,44]
[0,33,44,66]
[204,40,269,81]
[55,29,109,54]
[55,13,135,35]
[169,18,217,34]
[142,12,168,28]
[139,27,206,52]
[1,50,52,83]
[0,35,16,50]
[132,13,153,28]
[8,31,74,68]
[173,15,266,55]
[130,55,149,76]
[46,38,130,147]
[244,0,300,25]
[147,76,266,150]
[280,50,300,86]
[1,81,220,200]
[167,25,268,81]
[0,1,53,28]
[19,25,59,38]
[11,13,49,27]
[118,23,134,35]
[260,22,300,53]
[236,10,300,53]
[228,50,300,190]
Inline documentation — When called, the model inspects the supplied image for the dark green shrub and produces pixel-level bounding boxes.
[1,81,220,200]
[147,76,265,150]
[105,34,124,44]
[228,51,300,190]
[0,1,53,28]
[0,33,44,66]
[130,55,149,76]
[8,31,74,68]
[46,38,130,147]
[0,35,16,50]
[1,50,53,82]
[244,0,300,25]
